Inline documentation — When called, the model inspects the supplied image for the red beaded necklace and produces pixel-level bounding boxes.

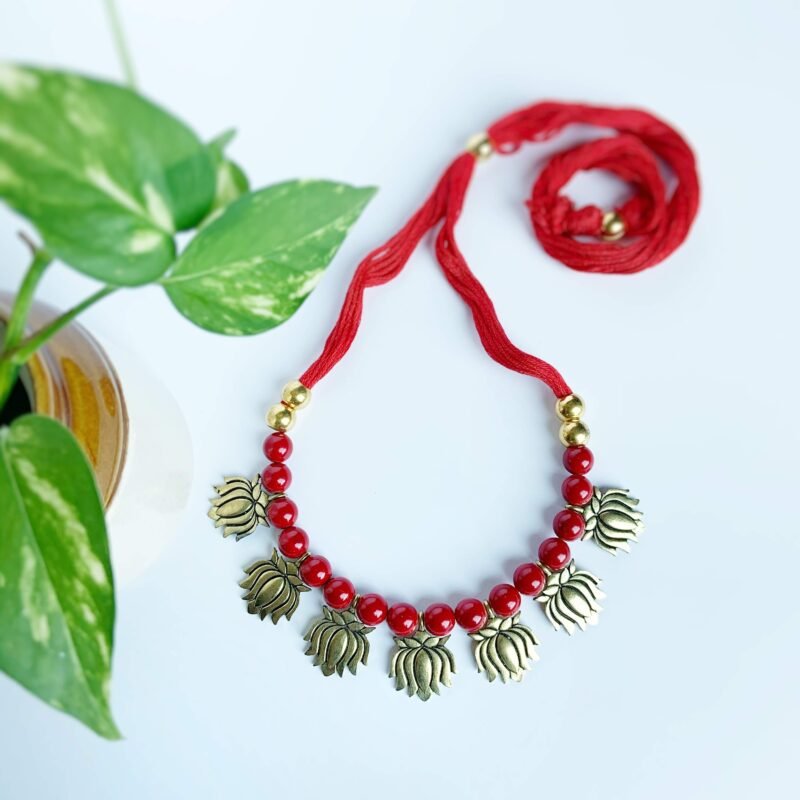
[209,101,699,699]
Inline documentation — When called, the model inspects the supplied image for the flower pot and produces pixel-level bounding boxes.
[0,291,128,506]
[0,291,193,584]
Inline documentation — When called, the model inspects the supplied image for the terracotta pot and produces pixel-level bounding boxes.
[0,291,128,507]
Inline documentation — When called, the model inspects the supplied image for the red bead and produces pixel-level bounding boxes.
[553,508,585,541]
[263,432,293,462]
[563,445,593,475]
[299,554,331,587]
[277,526,309,559]
[356,593,388,626]
[261,462,292,494]
[488,583,522,618]
[387,603,419,637]
[513,562,546,597]
[323,577,356,610]
[423,603,456,637]
[539,537,571,571]
[267,496,298,528]
[562,474,593,506]
[455,598,488,632]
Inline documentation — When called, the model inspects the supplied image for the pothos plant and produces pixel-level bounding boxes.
[0,60,374,738]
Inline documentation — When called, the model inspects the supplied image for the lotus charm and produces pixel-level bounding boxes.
[240,549,309,623]
[579,487,644,554]
[470,613,538,683]
[208,475,267,540]
[304,607,373,677]
[389,630,456,701]
[536,560,604,634]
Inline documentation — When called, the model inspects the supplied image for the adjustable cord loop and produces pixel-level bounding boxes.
[299,101,699,396]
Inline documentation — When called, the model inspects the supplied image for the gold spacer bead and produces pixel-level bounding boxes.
[555,393,585,421]
[559,420,590,447]
[282,380,311,410]
[601,210,626,242]
[465,132,494,161]
[266,403,295,432]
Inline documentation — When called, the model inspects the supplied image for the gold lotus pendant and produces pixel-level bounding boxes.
[578,487,644,554]
[536,560,604,634]
[305,607,374,677]
[240,549,309,623]
[470,613,538,682]
[208,475,267,540]
[389,630,456,701]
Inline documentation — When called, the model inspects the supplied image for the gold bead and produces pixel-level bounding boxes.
[465,132,493,161]
[559,420,590,447]
[555,393,585,421]
[601,210,626,242]
[266,403,294,432]
[282,380,311,410]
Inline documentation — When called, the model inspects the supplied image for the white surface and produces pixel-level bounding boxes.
[1,2,798,798]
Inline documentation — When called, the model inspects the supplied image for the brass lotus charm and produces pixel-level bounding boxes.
[304,607,373,677]
[389,630,456,701]
[240,549,309,623]
[209,475,267,540]
[470,613,538,683]
[537,560,604,634]
[579,487,644,554]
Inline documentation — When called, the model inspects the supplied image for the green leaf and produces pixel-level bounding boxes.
[0,414,119,739]
[0,64,216,286]
[208,129,237,153]
[205,129,250,221]
[162,180,376,335]
[211,159,249,214]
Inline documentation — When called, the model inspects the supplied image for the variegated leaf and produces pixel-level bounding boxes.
[0,65,216,285]
[0,414,119,739]
[162,180,376,335]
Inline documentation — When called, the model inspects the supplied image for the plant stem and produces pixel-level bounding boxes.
[103,0,138,90]
[3,287,117,367]
[0,249,53,411]
[3,249,52,351]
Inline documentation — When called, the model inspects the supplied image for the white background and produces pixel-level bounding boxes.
[1,1,799,798]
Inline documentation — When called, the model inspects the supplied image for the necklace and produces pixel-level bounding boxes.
[209,101,699,700]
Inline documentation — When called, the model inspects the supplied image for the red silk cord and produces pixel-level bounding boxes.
[300,101,699,397]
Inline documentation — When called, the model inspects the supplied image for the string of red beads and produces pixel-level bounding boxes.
[260,433,596,638]
[488,584,522,617]
[261,462,291,493]
[263,431,292,462]
[299,555,331,588]
[513,562,546,596]
[277,526,308,559]
[323,577,356,610]
[424,603,456,637]
[386,603,418,637]
[267,496,298,528]
[454,597,488,633]
[553,508,584,541]
[356,593,388,626]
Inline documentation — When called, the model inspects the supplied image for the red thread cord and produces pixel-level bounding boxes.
[300,101,699,396]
